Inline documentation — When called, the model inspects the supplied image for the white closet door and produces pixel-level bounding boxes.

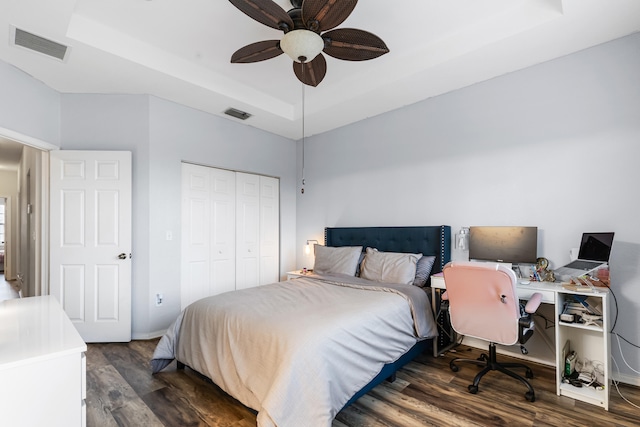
[260,176,279,285]
[210,168,236,295]
[181,163,212,309]
[182,166,279,303]
[181,164,235,309]
[236,172,260,290]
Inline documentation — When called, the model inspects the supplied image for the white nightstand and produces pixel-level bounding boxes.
[287,270,313,280]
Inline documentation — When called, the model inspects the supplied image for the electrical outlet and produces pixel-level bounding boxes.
[156,293,163,306]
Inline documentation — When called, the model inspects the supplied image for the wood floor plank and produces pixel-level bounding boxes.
[87,364,164,427]
[334,401,392,427]
[151,366,257,425]
[100,341,167,397]
[367,383,486,427]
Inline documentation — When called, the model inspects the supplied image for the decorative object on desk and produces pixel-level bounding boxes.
[535,257,555,282]
[455,227,469,251]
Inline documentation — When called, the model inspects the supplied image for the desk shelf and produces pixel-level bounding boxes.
[558,321,604,333]
[559,382,608,408]
[555,290,610,410]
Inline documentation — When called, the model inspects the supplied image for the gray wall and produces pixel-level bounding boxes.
[296,33,640,384]
[0,61,60,144]
[60,94,153,336]
[60,94,297,337]
[145,97,297,335]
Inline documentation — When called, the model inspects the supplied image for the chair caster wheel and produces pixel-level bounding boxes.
[526,369,534,379]
[525,391,536,402]
[468,385,478,394]
[450,362,459,372]
[478,353,488,362]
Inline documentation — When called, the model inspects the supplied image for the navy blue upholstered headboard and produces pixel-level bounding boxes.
[324,226,451,276]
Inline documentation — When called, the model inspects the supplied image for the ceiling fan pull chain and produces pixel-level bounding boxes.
[301,64,306,194]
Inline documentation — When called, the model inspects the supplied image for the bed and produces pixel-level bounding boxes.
[152,225,451,427]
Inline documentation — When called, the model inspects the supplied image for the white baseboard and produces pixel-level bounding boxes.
[132,330,166,340]
[612,371,640,387]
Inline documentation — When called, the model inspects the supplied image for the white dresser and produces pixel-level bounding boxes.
[0,295,87,426]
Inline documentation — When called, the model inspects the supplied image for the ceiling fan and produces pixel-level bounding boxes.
[229,0,389,87]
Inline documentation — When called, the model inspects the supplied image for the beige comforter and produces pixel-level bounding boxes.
[152,274,436,427]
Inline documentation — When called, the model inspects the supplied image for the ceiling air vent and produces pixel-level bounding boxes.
[224,108,251,120]
[13,27,69,61]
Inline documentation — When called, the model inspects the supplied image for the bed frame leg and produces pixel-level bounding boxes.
[177,361,185,370]
[386,372,396,383]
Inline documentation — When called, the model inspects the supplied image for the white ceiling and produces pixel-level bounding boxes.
[1,0,639,154]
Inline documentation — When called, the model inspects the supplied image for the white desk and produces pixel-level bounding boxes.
[430,273,611,409]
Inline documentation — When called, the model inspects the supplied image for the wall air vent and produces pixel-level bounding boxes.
[224,108,252,120]
[12,27,69,61]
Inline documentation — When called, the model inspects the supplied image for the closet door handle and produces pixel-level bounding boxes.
[118,253,127,260]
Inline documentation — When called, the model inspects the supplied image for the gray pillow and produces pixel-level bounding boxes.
[313,245,363,276]
[413,255,436,287]
[360,247,423,285]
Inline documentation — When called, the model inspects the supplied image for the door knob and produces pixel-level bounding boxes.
[118,253,127,260]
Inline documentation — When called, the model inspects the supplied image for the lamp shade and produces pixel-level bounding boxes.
[280,30,324,63]
[304,239,319,256]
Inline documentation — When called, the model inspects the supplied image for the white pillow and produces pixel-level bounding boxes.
[360,247,423,285]
[313,245,363,276]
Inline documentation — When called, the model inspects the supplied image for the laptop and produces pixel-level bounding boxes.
[554,232,614,280]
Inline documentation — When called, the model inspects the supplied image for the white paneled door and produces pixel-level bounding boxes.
[181,164,236,309]
[50,151,132,342]
[236,172,260,290]
[259,175,280,285]
[236,172,280,289]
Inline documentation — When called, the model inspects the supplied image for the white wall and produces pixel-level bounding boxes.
[297,33,640,383]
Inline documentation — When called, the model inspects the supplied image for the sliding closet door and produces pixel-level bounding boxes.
[259,176,279,285]
[181,164,235,309]
[182,165,280,307]
[210,168,237,294]
[236,172,260,290]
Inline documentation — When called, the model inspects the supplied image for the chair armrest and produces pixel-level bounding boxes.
[524,292,542,314]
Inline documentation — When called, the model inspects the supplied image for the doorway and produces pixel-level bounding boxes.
[0,128,56,297]
[0,198,5,273]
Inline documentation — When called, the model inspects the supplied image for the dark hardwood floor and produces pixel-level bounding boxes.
[86,339,640,426]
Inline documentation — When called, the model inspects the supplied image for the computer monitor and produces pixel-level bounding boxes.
[469,226,538,264]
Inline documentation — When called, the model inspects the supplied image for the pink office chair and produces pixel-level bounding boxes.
[442,261,542,402]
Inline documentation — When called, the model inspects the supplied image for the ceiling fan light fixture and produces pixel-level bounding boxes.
[280,29,324,63]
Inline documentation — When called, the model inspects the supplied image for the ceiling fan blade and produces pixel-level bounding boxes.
[323,28,389,61]
[229,0,294,31]
[293,54,327,87]
[231,40,283,63]
[302,0,357,32]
